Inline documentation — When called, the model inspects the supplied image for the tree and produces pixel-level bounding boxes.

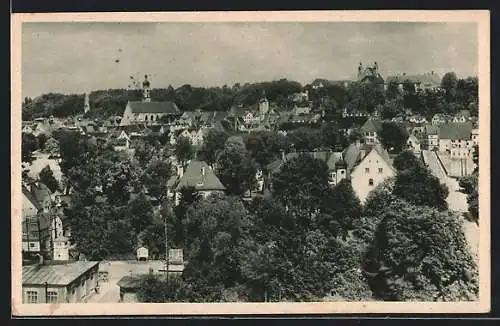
[393,163,449,211]
[287,127,322,151]
[320,179,363,239]
[378,122,409,153]
[126,192,154,235]
[363,199,478,301]
[141,159,172,204]
[271,154,330,212]
[37,133,48,151]
[441,72,459,97]
[43,137,60,157]
[198,129,229,166]
[175,136,194,165]
[22,132,38,163]
[393,150,424,171]
[215,137,258,196]
[39,165,60,193]
[380,97,403,120]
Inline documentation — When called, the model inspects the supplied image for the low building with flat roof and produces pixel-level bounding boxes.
[22,261,100,303]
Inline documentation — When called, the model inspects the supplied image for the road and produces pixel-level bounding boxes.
[422,150,479,261]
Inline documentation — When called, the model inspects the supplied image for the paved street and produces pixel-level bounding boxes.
[422,150,479,262]
[86,260,166,303]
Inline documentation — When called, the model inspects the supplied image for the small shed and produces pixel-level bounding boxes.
[136,247,149,261]
[117,275,143,303]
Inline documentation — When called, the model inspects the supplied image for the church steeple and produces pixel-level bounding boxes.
[142,74,151,102]
[83,93,90,114]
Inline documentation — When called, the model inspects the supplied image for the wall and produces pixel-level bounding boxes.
[22,285,67,304]
[66,265,99,303]
[439,138,451,152]
[120,290,138,303]
[350,150,395,203]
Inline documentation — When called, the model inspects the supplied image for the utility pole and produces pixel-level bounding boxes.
[164,205,169,284]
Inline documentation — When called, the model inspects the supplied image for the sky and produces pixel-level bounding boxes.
[21,22,478,98]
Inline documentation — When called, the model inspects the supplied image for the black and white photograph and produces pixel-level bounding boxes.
[11,11,490,316]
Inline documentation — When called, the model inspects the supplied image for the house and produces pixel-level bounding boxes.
[349,144,396,203]
[109,130,131,151]
[432,114,449,125]
[453,110,471,123]
[173,160,226,205]
[120,76,181,126]
[360,119,382,144]
[22,260,100,303]
[438,122,474,158]
[408,115,428,124]
[423,124,440,150]
[117,275,143,303]
[385,71,441,92]
[407,134,421,152]
[471,128,479,146]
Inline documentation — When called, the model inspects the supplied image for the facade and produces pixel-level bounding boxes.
[350,145,396,203]
[22,261,100,303]
[423,124,439,150]
[438,122,473,157]
[360,119,382,145]
[407,134,421,152]
[472,128,479,146]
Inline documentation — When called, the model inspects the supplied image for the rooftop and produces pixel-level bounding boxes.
[438,122,473,140]
[22,261,100,286]
[175,160,226,191]
[128,101,180,114]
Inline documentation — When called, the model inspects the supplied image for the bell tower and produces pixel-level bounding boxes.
[142,74,151,102]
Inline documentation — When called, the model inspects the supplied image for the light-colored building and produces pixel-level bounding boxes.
[350,145,396,203]
[360,119,382,145]
[472,128,479,146]
[438,122,473,157]
[22,261,100,303]
[120,76,180,126]
[173,160,226,205]
[407,134,421,152]
[423,124,439,150]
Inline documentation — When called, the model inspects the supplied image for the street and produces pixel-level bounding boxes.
[422,150,479,262]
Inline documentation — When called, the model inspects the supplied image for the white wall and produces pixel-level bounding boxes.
[350,150,395,203]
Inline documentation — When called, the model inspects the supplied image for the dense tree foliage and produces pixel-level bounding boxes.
[174,136,194,165]
[363,199,478,301]
[38,165,60,193]
[197,129,229,166]
[379,122,409,153]
[22,132,38,163]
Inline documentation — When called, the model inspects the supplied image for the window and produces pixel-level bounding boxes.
[378,168,383,174]
[47,291,58,303]
[368,178,374,186]
[365,168,370,173]
[26,291,38,303]
[29,243,36,248]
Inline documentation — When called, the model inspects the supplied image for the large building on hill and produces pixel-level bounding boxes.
[120,75,181,126]
[357,61,385,86]
[385,72,441,92]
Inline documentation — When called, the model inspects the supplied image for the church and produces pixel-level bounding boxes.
[120,75,181,126]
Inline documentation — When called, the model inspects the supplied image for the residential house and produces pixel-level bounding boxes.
[410,123,426,136]
[423,124,439,150]
[453,110,471,123]
[408,115,428,124]
[438,122,474,158]
[472,128,479,146]
[360,119,382,145]
[385,71,441,92]
[407,134,421,152]
[432,114,449,125]
[108,130,131,151]
[22,260,100,303]
[349,144,396,203]
[173,160,226,205]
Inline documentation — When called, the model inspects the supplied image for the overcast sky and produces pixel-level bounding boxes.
[21,22,478,98]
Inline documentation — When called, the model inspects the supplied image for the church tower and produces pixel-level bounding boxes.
[142,74,151,102]
[83,93,90,114]
[259,90,269,116]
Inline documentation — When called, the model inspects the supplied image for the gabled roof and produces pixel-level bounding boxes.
[213,111,229,123]
[438,122,473,140]
[175,160,225,191]
[360,119,383,133]
[30,182,52,205]
[22,261,100,286]
[127,101,180,114]
[23,186,42,211]
[342,143,362,173]
[424,124,439,135]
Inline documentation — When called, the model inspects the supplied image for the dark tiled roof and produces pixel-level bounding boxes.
[117,275,143,290]
[128,101,180,114]
[23,186,42,211]
[342,143,362,173]
[22,261,99,286]
[360,119,383,133]
[438,122,473,140]
[30,182,52,205]
[175,160,225,191]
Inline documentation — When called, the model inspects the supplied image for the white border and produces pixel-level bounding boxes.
[11,10,491,316]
